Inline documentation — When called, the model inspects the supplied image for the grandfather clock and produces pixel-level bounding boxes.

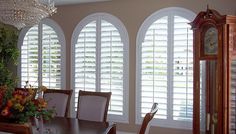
[191,8,236,134]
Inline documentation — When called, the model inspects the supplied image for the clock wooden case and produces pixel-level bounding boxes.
[191,8,236,134]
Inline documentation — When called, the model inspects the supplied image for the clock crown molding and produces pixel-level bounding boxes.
[190,8,223,29]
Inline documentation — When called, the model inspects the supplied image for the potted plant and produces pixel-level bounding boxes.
[0,26,19,91]
[0,26,55,124]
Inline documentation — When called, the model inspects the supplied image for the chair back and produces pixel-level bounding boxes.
[139,103,158,134]
[77,90,111,122]
[43,89,73,117]
[0,122,32,134]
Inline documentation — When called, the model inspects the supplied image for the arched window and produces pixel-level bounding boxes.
[18,18,66,89]
[71,13,129,122]
[136,7,195,129]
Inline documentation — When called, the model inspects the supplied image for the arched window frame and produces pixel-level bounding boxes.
[71,13,129,123]
[17,18,66,89]
[136,7,196,129]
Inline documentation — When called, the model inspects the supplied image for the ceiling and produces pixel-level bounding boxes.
[54,0,111,6]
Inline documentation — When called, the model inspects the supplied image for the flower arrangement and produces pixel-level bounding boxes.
[0,82,55,124]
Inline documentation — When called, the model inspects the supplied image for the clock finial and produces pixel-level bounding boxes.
[205,4,212,18]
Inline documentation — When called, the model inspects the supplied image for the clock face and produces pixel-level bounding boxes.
[204,27,218,55]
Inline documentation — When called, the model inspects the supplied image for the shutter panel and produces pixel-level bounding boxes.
[231,61,236,133]
[74,21,97,110]
[100,20,124,115]
[21,22,63,93]
[141,16,168,119]
[173,16,193,121]
[42,24,61,89]
[21,26,39,87]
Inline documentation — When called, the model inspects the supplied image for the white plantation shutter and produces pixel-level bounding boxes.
[72,13,129,122]
[74,21,97,108]
[141,16,168,119]
[173,16,193,121]
[19,19,65,89]
[42,24,62,89]
[136,7,195,129]
[21,27,39,87]
[101,20,124,115]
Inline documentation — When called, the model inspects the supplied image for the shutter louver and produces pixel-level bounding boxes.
[74,21,97,109]
[21,27,39,87]
[173,16,193,121]
[42,24,61,89]
[100,20,124,115]
[141,16,168,119]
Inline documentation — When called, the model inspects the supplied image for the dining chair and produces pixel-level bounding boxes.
[0,122,32,134]
[43,89,73,117]
[77,90,111,122]
[139,103,158,134]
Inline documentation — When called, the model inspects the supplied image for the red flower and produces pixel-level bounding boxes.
[1,107,10,117]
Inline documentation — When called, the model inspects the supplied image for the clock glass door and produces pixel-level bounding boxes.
[200,60,218,134]
[204,27,218,56]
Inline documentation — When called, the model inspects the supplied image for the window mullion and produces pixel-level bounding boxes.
[167,14,174,121]
[153,29,155,103]
[96,18,101,92]
[38,22,43,87]
[83,32,86,90]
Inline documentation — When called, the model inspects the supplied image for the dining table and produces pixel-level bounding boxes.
[0,117,116,134]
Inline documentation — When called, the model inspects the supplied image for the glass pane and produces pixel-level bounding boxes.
[200,60,218,134]
[200,61,206,133]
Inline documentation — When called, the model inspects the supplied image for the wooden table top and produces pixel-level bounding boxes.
[0,117,116,134]
[33,117,116,134]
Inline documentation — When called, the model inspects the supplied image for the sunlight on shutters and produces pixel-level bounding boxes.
[141,16,168,119]
[74,21,97,109]
[21,26,39,87]
[173,16,193,121]
[101,20,124,115]
[42,24,61,89]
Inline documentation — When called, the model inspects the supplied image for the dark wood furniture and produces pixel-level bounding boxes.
[77,90,111,122]
[139,103,158,134]
[0,117,116,134]
[0,122,32,134]
[191,8,236,134]
[32,117,116,134]
[43,89,73,117]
